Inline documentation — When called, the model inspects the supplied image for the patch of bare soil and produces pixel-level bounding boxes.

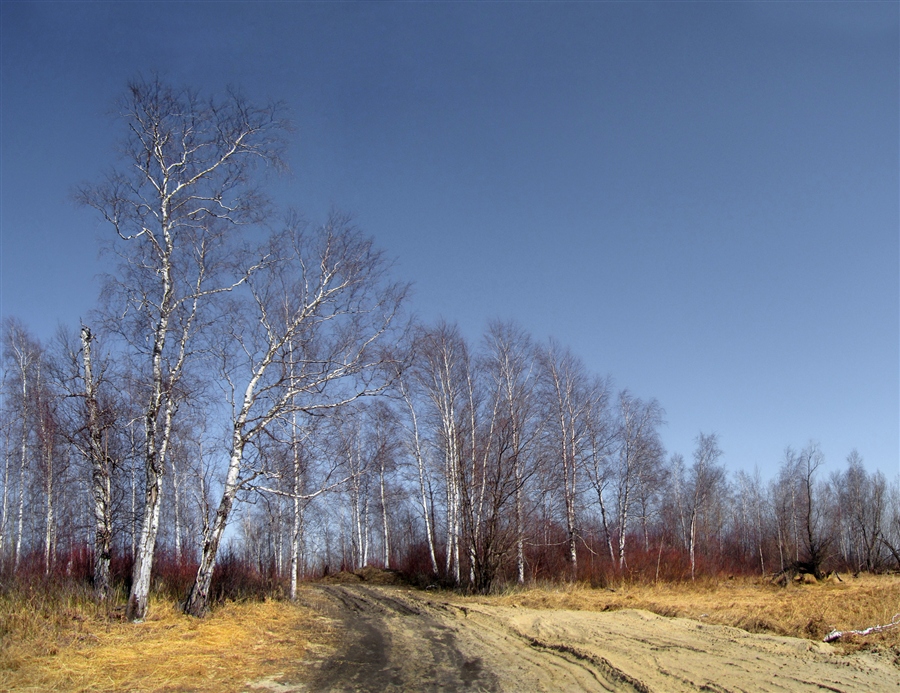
[283,585,899,692]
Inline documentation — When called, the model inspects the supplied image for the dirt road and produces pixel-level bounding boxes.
[264,585,899,692]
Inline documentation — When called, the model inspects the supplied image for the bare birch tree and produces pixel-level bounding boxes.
[482,321,539,584]
[840,450,887,572]
[582,377,616,567]
[414,322,471,584]
[774,443,830,579]
[734,467,769,575]
[79,328,114,598]
[53,326,117,600]
[368,401,400,569]
[183,217,406,616]
[612,390,664,572]
[538,341,592,577]
[78,77,288,620]
[882,478,900,570]
[2,319,42,571]
[684,432,725,579]
[395,355,440,575]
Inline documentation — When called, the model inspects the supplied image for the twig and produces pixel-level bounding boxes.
[823,613,900,642]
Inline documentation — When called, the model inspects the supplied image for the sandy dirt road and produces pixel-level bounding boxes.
[266,585,899,692]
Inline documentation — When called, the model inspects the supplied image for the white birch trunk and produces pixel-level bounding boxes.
[597,486,616,566]
[689,511,697,580]
[401,379,438,574]
[184,330,283,615]
[0,439,11,558]
[82,327,113,599]
[126,228,174,621]
[14,363,28,572]
[289,490,303,600]
[184,437,245,617]
[130,456,137,559]
[617,473,630,572]
[362,489,370,568]
[379,459,390,568]
[171,456,182,562]
[14,430,26,572]
[42,422,53,575]
[515,463,525,583]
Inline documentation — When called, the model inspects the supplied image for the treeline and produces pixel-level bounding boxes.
[2,79,898,618]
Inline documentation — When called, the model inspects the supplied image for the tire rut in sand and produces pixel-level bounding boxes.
[305,585,496,692]
[431,598,642,692]
[304,586,639,692]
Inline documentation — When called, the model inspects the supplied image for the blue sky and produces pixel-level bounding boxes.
[1,2,897,481]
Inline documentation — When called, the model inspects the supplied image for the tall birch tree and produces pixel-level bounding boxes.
[183,218,406,616]
[2,319,42,571]
[78,77,288,620]
[684,432,725,579]
[538,341,592,577]
[482,321,538,584]
[414,322,471,584]
[612,391,664,572]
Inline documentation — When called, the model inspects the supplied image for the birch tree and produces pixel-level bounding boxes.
[482,321,538,584]
[0,417,13,562]
[778,443,830,578]
[582,377,616,567]
[368,401,400,569]
[79,328,113,598]
[411,322,472,583]
[612,391,664,572]
[78,77,288,620]
[183,217,406,616]
[54,326,117,600]
[836,450,886,573]
[684,432,725,579]
[538,341,592,577]
[734,467,769,575]
[2,319,42,570]
[882,478,900,570]
[395,355,440,575]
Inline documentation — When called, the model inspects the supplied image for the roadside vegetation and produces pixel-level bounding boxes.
[0,578,334,692]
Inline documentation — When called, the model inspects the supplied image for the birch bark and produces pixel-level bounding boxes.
[397,374,439,574]
[80,327,113,600]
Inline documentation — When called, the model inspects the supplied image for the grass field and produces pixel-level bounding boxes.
[0,587,335,692]
[474,572,900,654]
[1,573,897,691]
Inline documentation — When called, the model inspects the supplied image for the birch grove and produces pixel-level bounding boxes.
[1,78,897,610]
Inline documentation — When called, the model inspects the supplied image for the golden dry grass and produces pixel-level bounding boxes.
[0,589,336,692]
[474,573,900,653]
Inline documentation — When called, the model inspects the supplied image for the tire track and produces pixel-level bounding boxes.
[304,586,640,692]
[305,585,497,692]
[254,585,899,692]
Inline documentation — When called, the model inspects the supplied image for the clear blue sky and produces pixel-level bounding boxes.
[1,2,897,481]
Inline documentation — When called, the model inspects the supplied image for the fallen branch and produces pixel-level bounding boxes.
[823,613,900,642]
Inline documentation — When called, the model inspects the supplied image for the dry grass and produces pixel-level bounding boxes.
[473,573,900,653]
[0,588,336,692]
